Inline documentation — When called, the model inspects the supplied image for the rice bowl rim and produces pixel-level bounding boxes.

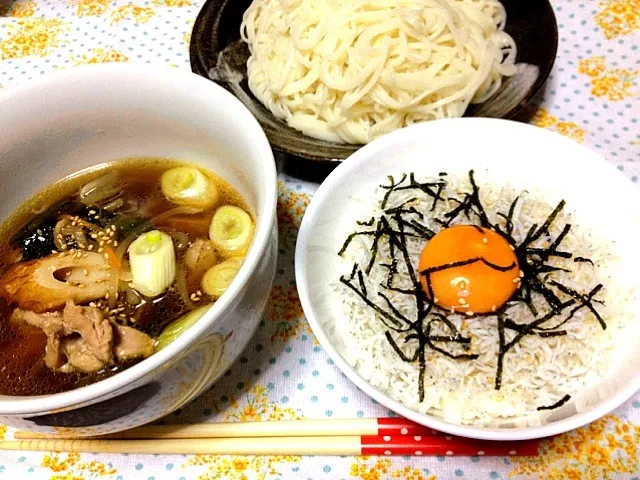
[295,117,640,441]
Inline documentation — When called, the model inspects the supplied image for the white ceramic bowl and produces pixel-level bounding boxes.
[295,118,640,441]
[0,64,278,435]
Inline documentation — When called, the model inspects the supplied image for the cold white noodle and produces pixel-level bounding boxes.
[241,0,517,144]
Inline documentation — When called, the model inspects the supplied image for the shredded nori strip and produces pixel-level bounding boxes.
[574,256,594,264]
[337,169,605,403]
[537,394,571,411]
[495,314,507,390]
[420,256,517,275]
[549,282,606,329]
[357,217,375,227]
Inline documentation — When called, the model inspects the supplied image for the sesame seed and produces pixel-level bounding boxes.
[458,298,467,305]
[510,245,515,251]
[482,237,488,244]
[465,310,474,316]
[519,270,524,277]
[83,269,88,276]
[196,290,202,296]
[113,241,119,247]
[105,293,110,300]
[491,305,497,312]
[88,210,96,215]
[88,245,94,250]
[512,277,521,283]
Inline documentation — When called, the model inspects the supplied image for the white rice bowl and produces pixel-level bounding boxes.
[295,118,640,440]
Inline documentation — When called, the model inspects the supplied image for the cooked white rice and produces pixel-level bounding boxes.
[333,172,634,427]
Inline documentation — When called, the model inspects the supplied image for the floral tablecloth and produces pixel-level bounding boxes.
[1,0,639,478]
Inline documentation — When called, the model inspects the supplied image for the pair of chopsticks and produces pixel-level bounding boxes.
[2,418,540,456]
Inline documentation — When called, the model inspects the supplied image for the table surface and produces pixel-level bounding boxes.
[1,0,639,478]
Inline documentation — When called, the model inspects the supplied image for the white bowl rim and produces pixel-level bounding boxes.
[295,117,640,441]
[0,63,277,415]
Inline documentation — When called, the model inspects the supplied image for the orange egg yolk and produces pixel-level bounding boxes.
[418,225,520,314]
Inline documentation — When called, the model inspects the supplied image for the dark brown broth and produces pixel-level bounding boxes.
[0,158,250,396]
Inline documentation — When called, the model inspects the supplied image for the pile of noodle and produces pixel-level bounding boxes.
[241,0,517,144]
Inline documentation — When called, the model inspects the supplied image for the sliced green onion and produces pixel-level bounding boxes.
[128,230,176,297]
[154,304,212,351]
[161,167,219,209]
[209,205,255,257]
[201,257,244,299]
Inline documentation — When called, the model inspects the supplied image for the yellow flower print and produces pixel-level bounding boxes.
[182,385,301,479]
[75,0,110,17]
[73,48,129,65]
[267,285,314,344]
[0,424,6,440]
[152,0,192,6]
[577,56,607,78]
[509,414,640,480]
[111,4,155,24]
[223,384,300,423]
[531,108,587,143]
[184,18,195,46]
[184,454,300,480]
[591,69,638,101]
[350,458,436,480]
[554,122,587,143]
[530,107,556,129]
[0,18,68,60]
[578,56,638,101]
[277,179,310,248]
[595,0,640,39]
[4,0,37,18]
[42,452,117,477]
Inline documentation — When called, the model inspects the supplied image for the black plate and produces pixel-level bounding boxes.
[190,0,558,162]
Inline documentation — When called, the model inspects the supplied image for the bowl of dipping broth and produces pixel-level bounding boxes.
[0,63,277,435]
[295,118,640,441]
